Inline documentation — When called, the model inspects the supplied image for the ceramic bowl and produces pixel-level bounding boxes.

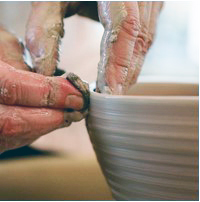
[86,82,198,200]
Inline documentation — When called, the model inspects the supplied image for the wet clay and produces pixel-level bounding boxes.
[96,2,163,95]
[66,72,90,112]
[97,2,128,94]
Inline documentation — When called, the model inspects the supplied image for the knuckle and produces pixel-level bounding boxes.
[1,116,18,137]
[136,34,147,53]
[146,33,153,49]
[1,110,28,138]
[42,78,56,107]
[121,15,141,38]
[114,56,129,69]
[120,14,153,55]
[135,31,153,55]
[0,78,17,105]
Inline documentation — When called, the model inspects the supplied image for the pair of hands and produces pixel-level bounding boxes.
[0,2,93,153]
[0,2,163,153]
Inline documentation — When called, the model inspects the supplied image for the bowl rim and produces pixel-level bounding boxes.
[90,82,198,101]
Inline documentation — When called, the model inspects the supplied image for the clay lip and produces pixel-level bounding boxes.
[89,82,198,101]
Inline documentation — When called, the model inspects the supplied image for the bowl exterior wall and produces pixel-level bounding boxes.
[87,91,198,200]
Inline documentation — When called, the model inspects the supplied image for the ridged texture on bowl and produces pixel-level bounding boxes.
[86,92,198,200]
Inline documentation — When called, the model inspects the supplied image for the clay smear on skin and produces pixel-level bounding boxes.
[97,2,127,94]
[0,88,9,105]
[40,77,57,107]
[26,2,65,76]
[32,23,63,75]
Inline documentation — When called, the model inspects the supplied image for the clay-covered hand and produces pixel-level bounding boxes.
[0,27,89,153]
[25,2,98,76]
[97,2,163,94]
[25,2,163,95]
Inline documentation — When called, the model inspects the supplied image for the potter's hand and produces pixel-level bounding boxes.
[97,2,163,94]
[25,2,98,76]
[0,27,89,153]
[25,2,163,95]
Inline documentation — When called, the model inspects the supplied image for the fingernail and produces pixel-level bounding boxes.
[64,111,84,122]
[65,95,83,110]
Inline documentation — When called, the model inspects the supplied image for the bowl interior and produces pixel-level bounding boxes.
[127,82,198,96]
[89,82,198,105]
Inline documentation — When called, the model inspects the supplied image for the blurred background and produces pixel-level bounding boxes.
[0,1,199,157]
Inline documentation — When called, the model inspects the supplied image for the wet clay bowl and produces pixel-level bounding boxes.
[86,82,198,200]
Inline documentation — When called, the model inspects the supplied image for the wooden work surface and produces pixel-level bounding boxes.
[0,155,112,200]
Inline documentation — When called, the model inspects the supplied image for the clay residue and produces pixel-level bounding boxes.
[97,2,127,94]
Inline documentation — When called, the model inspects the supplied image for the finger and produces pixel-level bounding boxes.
[25,2,67,76]
[138,1,152,31]
[0,60,90,110]
[125,2,163,92]
[124,2,152,93]
[0,103,87,153]
[0,26,29,71]
[97,2,140,94]
[0,104,68,152]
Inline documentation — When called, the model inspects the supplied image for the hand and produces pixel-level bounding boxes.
[0,27,89,153]
[25,2,99,76]
[25,2,163,95]
[97,2,164,94]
